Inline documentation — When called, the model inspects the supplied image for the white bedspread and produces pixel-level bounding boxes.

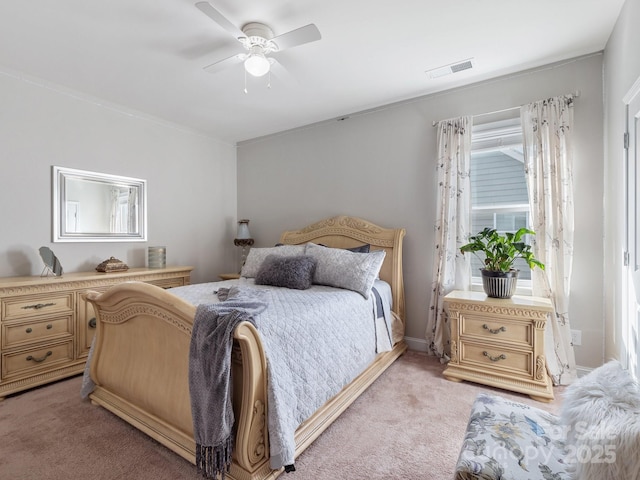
[170,278,392,469]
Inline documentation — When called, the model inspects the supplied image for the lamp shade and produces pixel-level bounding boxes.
[234,219,254,257]
[236,219,252,240]
[244,53,270,77]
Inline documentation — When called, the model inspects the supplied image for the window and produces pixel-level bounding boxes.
[469,117,533,290]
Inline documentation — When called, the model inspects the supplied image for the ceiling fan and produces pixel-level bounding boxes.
[195,2,321,80]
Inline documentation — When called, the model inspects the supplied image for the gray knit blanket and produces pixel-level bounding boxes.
[189,287,267,479]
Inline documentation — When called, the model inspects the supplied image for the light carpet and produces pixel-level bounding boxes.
[0,351,563,479]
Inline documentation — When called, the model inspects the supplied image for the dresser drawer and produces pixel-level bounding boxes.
[2,341,74,379]
[2,316,73,349]
[147,278,187,289]
[461,315,532,347]
[2,293,74,321]
[460,341,532,376]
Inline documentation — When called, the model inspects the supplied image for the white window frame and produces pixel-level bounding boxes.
[469,118,533,296]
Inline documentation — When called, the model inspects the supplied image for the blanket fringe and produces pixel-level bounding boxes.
[196,436,233,480]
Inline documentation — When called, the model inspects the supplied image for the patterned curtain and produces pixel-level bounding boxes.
[521,94,578,385]
[425,116,472,361]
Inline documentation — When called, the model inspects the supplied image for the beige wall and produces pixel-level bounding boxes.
[238,54,606,369]
[0,70,238,284]
[603,0,640,365]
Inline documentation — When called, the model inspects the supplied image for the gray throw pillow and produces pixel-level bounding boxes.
[305,243,386,298]
[240,245,306,278]
[346,244,371,253]
[317,243,371,253]
[254,255,317,290]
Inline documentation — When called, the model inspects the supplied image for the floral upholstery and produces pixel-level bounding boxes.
[455,393,570,480]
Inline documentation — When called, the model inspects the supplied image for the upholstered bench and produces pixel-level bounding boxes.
[454,361,640,480]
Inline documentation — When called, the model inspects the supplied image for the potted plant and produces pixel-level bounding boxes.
[460,227,545,298]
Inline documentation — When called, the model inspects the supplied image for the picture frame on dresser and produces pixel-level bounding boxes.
[38,246,64,277]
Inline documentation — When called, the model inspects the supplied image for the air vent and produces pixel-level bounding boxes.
[426,58,475,79]
[450,60,473,73]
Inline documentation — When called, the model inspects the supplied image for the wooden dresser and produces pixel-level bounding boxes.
[442,290,554,402]
[0,266,192,399]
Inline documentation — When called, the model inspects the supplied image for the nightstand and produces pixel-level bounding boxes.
[442,290,554,402]
[218,273,241,280]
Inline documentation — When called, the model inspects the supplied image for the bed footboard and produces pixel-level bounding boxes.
[86,282,272,479]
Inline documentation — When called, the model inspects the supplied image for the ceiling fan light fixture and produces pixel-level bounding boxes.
[244,52,270,77]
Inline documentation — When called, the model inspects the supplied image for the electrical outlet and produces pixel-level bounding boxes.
[571,329,582,346]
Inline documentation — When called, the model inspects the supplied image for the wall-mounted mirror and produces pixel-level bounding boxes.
[52,166,147,242]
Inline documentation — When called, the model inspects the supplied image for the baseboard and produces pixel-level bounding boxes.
[576,365,593,378]
[404,336,428,352]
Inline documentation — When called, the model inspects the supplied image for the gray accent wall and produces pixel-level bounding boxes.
[238,54,605,369]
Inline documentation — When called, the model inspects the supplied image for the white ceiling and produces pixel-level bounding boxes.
[0,0,625,144]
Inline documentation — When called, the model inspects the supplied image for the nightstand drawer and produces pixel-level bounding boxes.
[2,341,74,379]
[460,342,532,376]
[3,293,74,321]
[461,316,532,347]
[2,316,73,349]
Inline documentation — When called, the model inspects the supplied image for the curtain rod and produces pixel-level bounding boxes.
[431,90,581,127]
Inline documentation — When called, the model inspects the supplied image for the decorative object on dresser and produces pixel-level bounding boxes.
[0,266,192,400]
[459,227,544,298]
[148,246,167,268]
[38,246,64,277]
[442,290,554,402]
[83,215,406,480]
[95,256,129,273]
[233,218,254,268]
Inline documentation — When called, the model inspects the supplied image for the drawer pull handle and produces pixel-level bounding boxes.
[482,324,506,334]
[26,351,52,363]
[483,351,507,362]
[88,318,97,329]
[25,326,52,333]
[21,302,55,310]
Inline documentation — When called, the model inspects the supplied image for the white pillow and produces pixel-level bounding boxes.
[305,242,385,298]
[240,245,306,278]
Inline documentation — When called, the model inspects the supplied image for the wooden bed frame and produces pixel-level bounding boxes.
[86,215,407,480]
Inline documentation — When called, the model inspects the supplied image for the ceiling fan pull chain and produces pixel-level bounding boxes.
[267,70,271,89]
[244,69,248,94]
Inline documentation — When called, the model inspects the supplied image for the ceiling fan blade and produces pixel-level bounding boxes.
[269,58,299,87]
[271,24,321,51]
[203,53,245,74]
[195,2,245,40]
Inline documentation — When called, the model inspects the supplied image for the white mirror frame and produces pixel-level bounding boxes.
[52,166,147,242]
